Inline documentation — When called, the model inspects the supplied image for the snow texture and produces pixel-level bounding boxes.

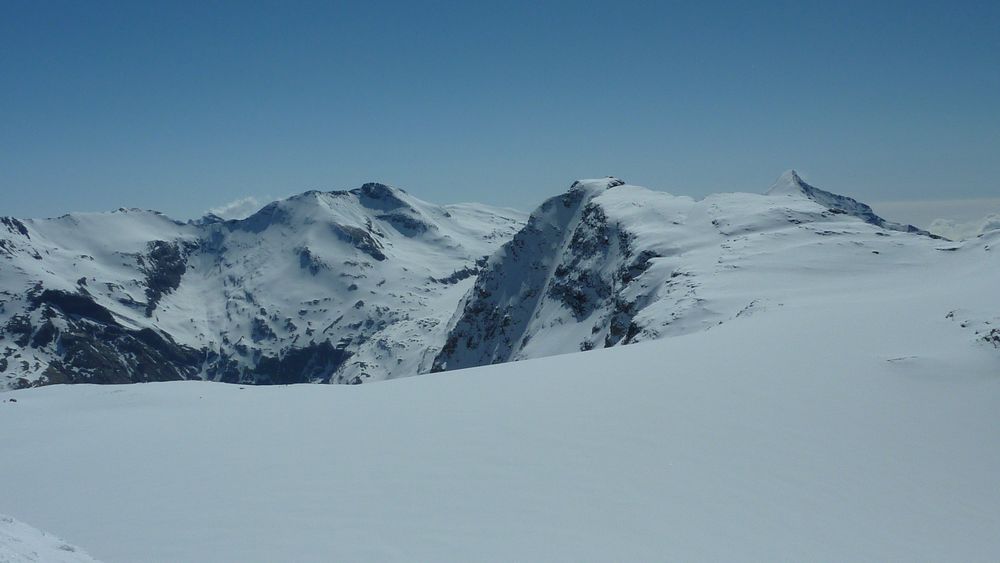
[0,514,101,563]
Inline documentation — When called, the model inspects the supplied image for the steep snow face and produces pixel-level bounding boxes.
[767,170,936,236]
[435,174,993,371]
[0,185,525,388]
[432,178,625,370]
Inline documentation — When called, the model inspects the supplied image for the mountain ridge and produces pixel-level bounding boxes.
[2,175,990,389]
[0,183,525,388]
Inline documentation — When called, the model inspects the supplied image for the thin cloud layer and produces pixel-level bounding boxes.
[207,196,264,220]
[872,197,1000,240]
[928,214,1000,241]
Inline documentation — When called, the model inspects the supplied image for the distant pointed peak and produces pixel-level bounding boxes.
[761,170,933,236]
[766,169,808,196]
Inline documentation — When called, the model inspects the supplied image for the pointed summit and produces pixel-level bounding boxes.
[764,170,940,238]
[766,169,807,196]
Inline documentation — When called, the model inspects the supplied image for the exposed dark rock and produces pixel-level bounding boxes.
[4,315,33,347]
[331,224,386,261]
[605,296,642,347]
[252,341,351,385]
[30,320,56,348]
[985,328,1000,348]
[618,250,659,285]
[208,352,244,384]
[142,240,188,316]
[353,182,410,211]
[251,318,277,343]
[433,187,596,372]
[431,265,479,285]
[38,324,201,385]
[546,204,614,319]
[298,247,327,274]
[31,290,118,325]
[0,217,29,238]
[377,212,432,237]
[549,270,611,320]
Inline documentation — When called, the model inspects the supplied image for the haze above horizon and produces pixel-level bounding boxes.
[2,1,998,225]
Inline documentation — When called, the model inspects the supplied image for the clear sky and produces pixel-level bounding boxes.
[2,0,998,225]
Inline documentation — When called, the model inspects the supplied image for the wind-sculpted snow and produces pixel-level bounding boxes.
[0,186,525,388]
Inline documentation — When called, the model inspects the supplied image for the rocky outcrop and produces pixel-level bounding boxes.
[142,240,190,315]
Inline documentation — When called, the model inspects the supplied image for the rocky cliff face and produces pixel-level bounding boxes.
[431,178,630,371]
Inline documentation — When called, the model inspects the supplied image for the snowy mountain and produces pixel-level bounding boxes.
[433,173,969,371]
[766,169,938,236]
[0,184,525,388]
[2,173,995,389]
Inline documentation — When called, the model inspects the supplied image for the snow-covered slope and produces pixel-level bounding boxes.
[434,174,962,371]
[1,230,998,560]
[0,514,102,563]
[0,184,525,388]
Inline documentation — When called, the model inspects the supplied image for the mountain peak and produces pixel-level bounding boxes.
[358,182,402,197]
[349,182,415,212]
[766,169,807,195]
[568,177,627,192]
[763,170,939,238]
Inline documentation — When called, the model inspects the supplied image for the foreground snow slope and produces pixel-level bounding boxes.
[2,234,998,562]
[0,514,102,563]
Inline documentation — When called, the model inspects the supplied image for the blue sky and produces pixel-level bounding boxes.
[2,0,998,224]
